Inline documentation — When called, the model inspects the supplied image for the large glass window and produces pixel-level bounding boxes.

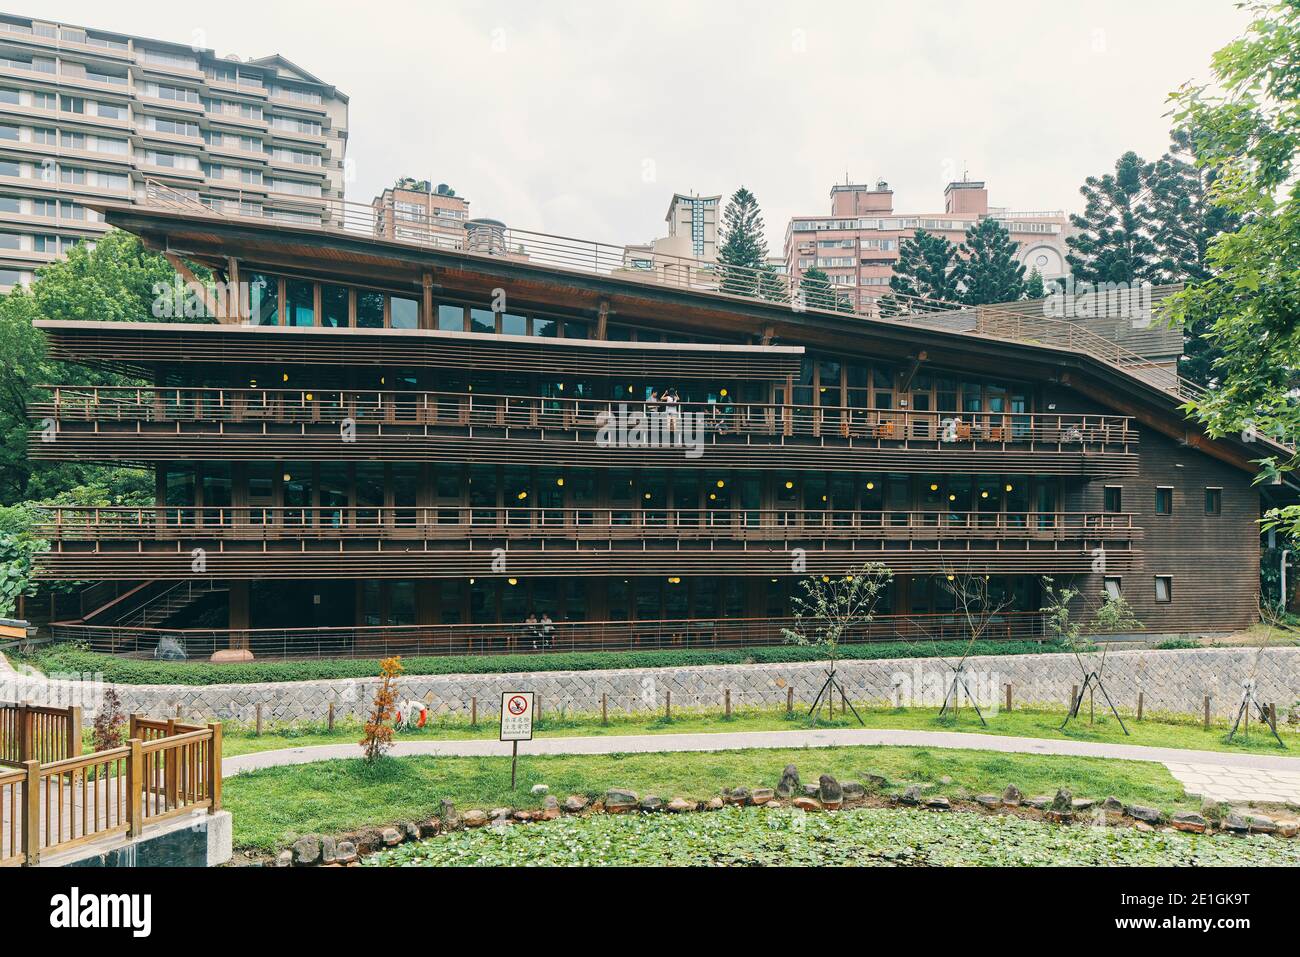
[249,272,278,325]
[356,289,384,328]
[501,312,526,336]
[391,295,419,329]
[286,279,314,326]
[321,284,348,327]
[437,303,464,332]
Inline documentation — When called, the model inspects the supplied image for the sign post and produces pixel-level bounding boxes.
[499,691,534,789]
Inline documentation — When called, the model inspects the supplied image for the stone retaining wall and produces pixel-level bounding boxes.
[5,646,1298,726]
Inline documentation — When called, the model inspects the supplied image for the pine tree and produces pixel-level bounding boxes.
[798,267,838,311]
[757,262,788,303]
[1149,127,1242,386]
[958,217,1026,305]
[888,229,960,308]
[1065,151,1161,284]
[716,187,769,297]
[1024,268,1046,299]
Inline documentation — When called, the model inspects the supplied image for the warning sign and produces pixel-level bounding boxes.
[500,691,534,742]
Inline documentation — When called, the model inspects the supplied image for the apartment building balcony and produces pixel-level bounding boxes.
[33,506,1137,581]
[30,385,1140,475]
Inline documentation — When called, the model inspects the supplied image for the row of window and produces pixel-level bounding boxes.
[1103,485,1221,515]
[1105,575,1173,604]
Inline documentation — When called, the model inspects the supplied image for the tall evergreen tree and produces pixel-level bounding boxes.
[798,267,838,311]
[1024,268,1046,300]
[1065,151,1161,284]
[716,187,769,297]
[957,217,1026,305]
[888,228,961,308]
[1149,127,1243,386]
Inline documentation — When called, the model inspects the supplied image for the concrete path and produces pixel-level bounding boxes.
[223,727,1300,805]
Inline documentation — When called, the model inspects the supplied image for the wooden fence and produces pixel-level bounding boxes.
[0,705,220,866]
[0,703,82,767]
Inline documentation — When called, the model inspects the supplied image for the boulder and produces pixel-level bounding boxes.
[1245,814,1279,835]
[381,827,403,846]
[1001,784,1023,806]
[320,835,337,864]
[275,850,293,867]
[1071,798,1095,812]
[440,799,462,830]
[1274,818,1299,838]
[402,821,421,840]
[724,786,751,806]
[1050,789,1073,813]
[818,775,844,809]
[292,834,322,866]
[462,810,489,828]
[1124,805,1165,825]
[975,794,1001,809]
[864,774,888,791]
[210,648,254,663]
[899,785,924,806]
[513,810,534,822]
[530,784,549,795]
[639,795,665,812]
[1134,821,1156,832]
[925,797,952,811]
[562,795,589,813]
[334,841,358,865]
[1102,796,1125,814]
[705,797,724,811]
[841,781,866,803]
[1171,812,1208,834]
[1224,813,1251,834]
[489,807,512,822]
[802,783,821,797]
[750,787,776,806]
[1026,796,1052,810]
[792,796,822,812]
[667,797,694,813]
[776,764,801,799]
[605,788,638,813]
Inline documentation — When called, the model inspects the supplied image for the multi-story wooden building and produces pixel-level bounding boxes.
[27,191,1273,659]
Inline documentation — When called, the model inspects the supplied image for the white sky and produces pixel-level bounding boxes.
[36,0,1249,251]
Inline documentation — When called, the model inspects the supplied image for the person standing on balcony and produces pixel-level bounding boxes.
[540,612,555,649]
[664,388,680,433]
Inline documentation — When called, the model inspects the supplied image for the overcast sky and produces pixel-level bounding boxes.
[38,0,1248,251]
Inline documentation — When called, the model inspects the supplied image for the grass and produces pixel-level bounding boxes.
[365,803,1300,867]
[223,743,1204,853]
[218,702,1300,758]
[15,639,1068,685]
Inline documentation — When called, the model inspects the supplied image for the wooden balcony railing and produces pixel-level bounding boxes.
[36,506,1138,545]
[0,706,220,867]
[34,384,1138,450]
[51,611,1052,661]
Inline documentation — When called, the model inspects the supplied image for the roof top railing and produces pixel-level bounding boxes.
[137,179,1204,404]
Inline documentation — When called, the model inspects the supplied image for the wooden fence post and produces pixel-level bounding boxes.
[21,759,39,866]
[126,737,143,838]
[787,687,794,714]
[1071,684,1079,713]
[470,696,477,727]
[67,705,83,759]
[1269,703,1278,730]
[1004,684,1012,713]
[255,703,262,737]
[1137,691,1144,721]
[724,689,731,718]
[18,704,31,764]
[129,713,143,741]
[601,693,608,726]
[665,690,671,720]
[1203,695,1212,729]
[326,702,335,733]
[164,718,179,811]
[208,722,223,811]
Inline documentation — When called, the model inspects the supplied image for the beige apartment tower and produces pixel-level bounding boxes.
[0,11,348,289]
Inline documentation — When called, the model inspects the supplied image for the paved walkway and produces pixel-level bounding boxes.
[223,728,1300,805]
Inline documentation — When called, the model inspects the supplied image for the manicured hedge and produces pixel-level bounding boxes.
[17,639,1063,687]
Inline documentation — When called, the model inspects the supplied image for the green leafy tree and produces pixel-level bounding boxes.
[757,262,788,303]
[1065,151,1161,284]
[958,217,1026,305]
[1164,0,1300,539]
[888,229,960,308]
[716,187,769,297]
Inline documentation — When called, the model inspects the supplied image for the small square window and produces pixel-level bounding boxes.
[1155,487,1172,515]
[1103,486,1122,513]
[1154,575,1172,603]
[1205,488,1222,515]
[1104,577,1122,600]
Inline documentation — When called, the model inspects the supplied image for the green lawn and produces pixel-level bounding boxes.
[219,703,1299,758]
[223,744,1203,853]
[16,639,1068,685]
[365,803,1300,867]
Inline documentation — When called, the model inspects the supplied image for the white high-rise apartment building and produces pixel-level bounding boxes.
[0,11,348,289]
